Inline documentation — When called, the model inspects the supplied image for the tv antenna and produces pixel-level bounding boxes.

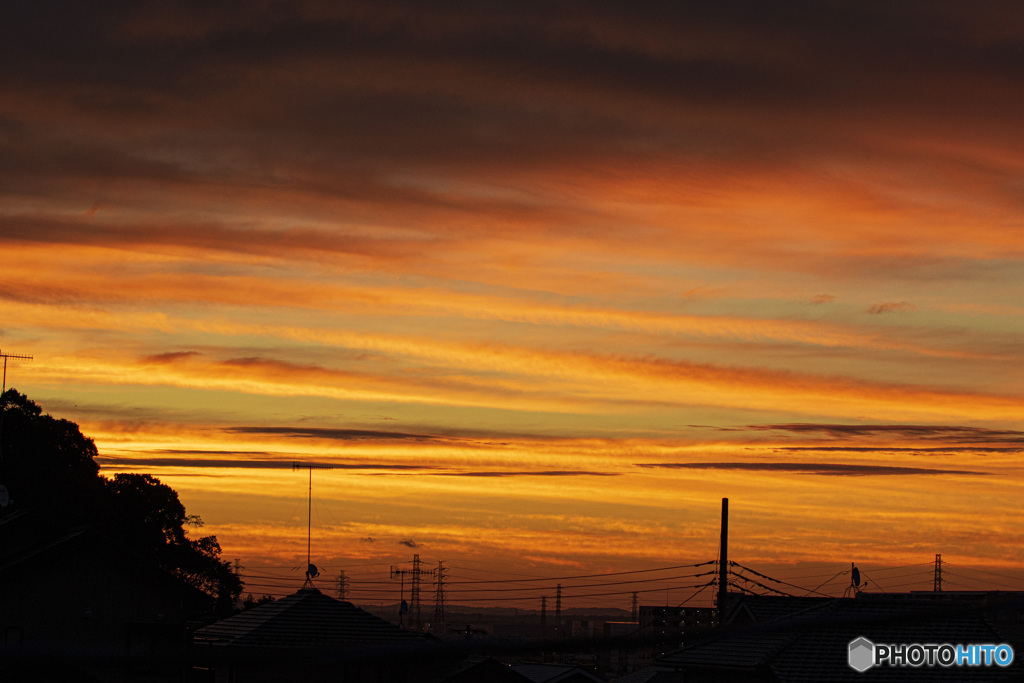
[844,562,866,597]
[0,349,33,468]
[293,462,334,587]
[1,349,33,395]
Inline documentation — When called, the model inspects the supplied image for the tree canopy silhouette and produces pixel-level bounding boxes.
[0,388,242,613]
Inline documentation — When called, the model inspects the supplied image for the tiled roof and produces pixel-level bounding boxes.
[609,667,683,683]
[512,662,604,682]
[728,595,835,625]
[428,656,534,683]
[194,587,423,650]
[659,620,800,671]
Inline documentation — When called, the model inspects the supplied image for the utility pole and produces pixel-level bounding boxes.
[0,349,33,468]
[934,554,942,592]
[390,566,409,627]
[433,561,446,633]
[555,584,562,637]
[632,592,639,622]
[718,497,729,621]
[232,559,244,607]
[540,596,547,638]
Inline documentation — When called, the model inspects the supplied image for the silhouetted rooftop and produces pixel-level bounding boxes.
[194,587,423,650]
[660,592,1020,682]
[512,662,604,682]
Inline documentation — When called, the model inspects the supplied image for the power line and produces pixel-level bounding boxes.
[438,582,718,604]
[446,561,715,585]
[729,561,830,597]
[444,571,716,595]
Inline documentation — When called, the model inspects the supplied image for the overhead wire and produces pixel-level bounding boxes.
[236,558,1018,606]
[446,561,715,585]
[729,561,830,597]
[445,571,716,595]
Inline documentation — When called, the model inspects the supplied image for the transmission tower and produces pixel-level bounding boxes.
[632,592,639,622]
[395,554,434,630]
[934,554,942,592]
[338,570,349,600]
[411,555,422,629]
[432,560,446,633]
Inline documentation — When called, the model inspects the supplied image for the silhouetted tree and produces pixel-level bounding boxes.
[0,389,242,613]
[0,388,105,521]
[241,593,277,611]
[104,472,243,612]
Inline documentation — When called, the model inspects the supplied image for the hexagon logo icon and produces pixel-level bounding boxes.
[848,637,875,672]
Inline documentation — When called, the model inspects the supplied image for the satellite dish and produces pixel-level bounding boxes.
[307,563,320,579]
[0,484,9,508]
[852,566,861,587]
[400,600,409,615]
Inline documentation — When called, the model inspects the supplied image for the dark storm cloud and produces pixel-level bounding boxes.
[399,539,418,548]
[0,214,436,262]
[95,456,289,469]
[5,0,1024,294]
[224,420,571,445]
[639,462,989,476]
[227,426,439,441]
[5,0,1024,201]
[777,446,1022,455]
[94,454,440,472]
[427,470,619,478]
[142,351,201,364]
[94,452,615,477]
[867,302,916,314]
[746,424,1024,445]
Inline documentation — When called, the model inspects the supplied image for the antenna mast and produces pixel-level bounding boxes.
[292,462,334,585]
[0,349,33,468]
[1,349,33,395]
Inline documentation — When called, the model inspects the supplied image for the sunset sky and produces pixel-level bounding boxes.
[2,1,1022,606]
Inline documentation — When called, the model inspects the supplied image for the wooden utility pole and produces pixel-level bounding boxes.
[555,584,562,637]
[540,595,547,637]
[390,566,409,627]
